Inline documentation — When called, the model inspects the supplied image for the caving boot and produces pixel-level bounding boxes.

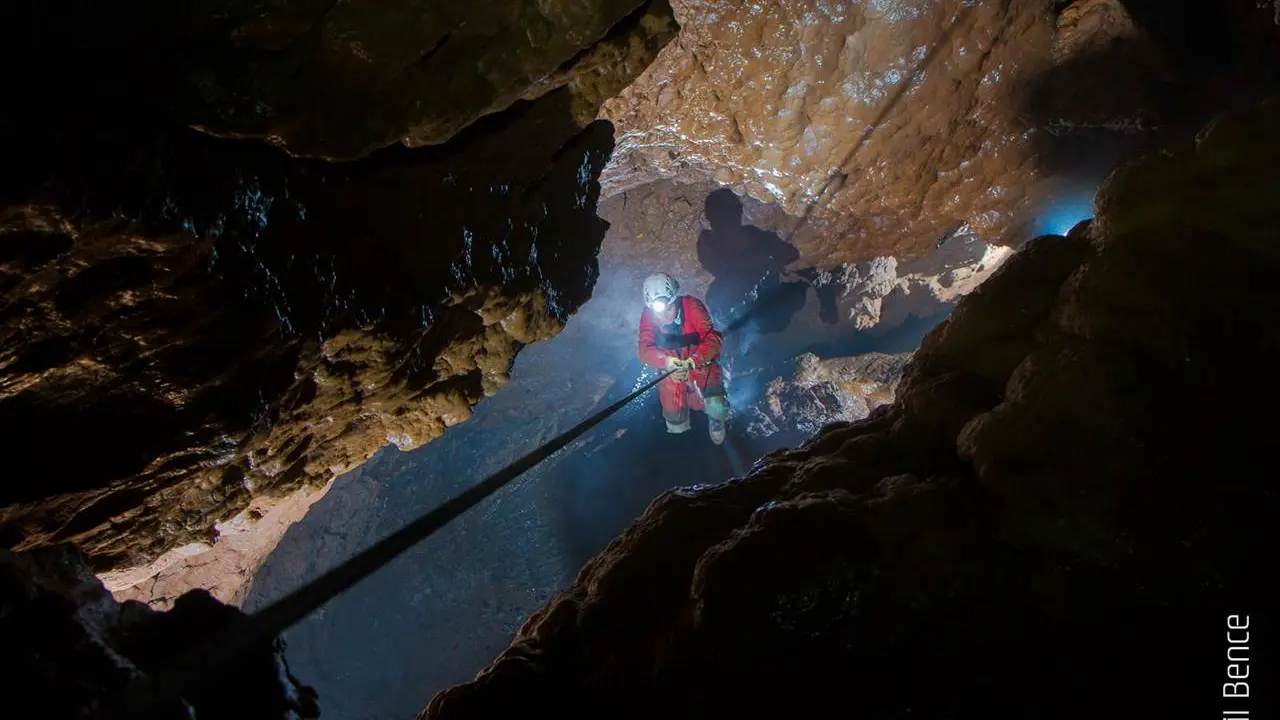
[708,417,726,445]
[664,407,691,434]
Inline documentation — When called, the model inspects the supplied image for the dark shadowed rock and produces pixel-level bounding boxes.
[1,0,676,161]
[0,543,317,719]
[237,179,990,718]
[0,0,674,594]
[422,98,1280,720]
[743,351,910,439]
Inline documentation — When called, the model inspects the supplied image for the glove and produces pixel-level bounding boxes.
[666,356,692,381]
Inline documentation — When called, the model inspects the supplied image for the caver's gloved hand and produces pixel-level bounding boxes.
[666,356,692,381]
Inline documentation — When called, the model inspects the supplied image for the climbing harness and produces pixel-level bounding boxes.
[107,6,979,715]
[113,292,779,717]
[108,366,675,719]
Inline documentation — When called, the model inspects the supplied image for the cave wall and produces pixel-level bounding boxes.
[1,543,318,719]
[2,0,677,162]
[595,180,1013,363]
[0,0,675,589]
[598,0,1280,262]
[744,351,911,440]
[98,169,1006,610]
[422,97,1280,719]
[236,165,1004,716]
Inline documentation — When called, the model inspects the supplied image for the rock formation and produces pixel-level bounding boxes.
[2,0,1277,715]
[744,351,910,439]
[106,481,336,609]
[422,98,1280,720]
[95,166,1005,611]
[598,0,1280,262]
[1,543,317,719]
[0,0,674,597]
[232,175,998,716]
[596,180,1012,343]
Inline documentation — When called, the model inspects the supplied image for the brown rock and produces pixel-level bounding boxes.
[421,97,1280,720]
[0,0,671,590]
[0,109,609,576]
[598,0,1280,263]
[596,179,1014,339]
[743,351,910,439]
[600,0,1056,260]
[100,479,334,608]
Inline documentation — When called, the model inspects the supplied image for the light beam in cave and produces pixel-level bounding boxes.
[1032,187,1098,237]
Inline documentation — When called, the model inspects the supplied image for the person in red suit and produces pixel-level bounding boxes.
[637,272,729,444]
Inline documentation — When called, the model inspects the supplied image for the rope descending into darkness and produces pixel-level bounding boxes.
[110,367,674,718]
[112,276,858,719]
[108,6,982,715]
[115,230,850,718]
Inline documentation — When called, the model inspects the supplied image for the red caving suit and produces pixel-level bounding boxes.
[637,295,726,425]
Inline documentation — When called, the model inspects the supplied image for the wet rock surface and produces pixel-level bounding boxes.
[594,181,1013,367]
[107,479,336,609]
[244,363,761,720]
[599,0,1280,261]
[0,543,317,719]
[89,165,998,613]
[743,352,910,439]
[242,170,1004,717]
[2,1,1275,716]
[0,1,669,588]
[421,99,1280,719]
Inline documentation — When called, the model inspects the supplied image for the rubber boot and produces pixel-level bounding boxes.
[704,394,729,445]
[664,407,691,434]
[708,417,726,445]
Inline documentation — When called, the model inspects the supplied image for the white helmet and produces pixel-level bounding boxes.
[642,272,678,312]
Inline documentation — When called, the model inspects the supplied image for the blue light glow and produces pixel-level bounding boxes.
[1033,189,1097,237]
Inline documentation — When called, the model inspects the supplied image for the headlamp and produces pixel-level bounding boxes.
[651,299,668,312]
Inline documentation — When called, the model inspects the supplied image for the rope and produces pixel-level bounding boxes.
[111,278,782,719]
[108,7,980,715]
[111,367,674,718]
[109,288,772,718]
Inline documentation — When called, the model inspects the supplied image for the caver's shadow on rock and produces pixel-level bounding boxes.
[697,189,809,339]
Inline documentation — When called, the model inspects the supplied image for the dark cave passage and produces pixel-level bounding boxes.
[3,1,1279,718]
[243,204,958,718]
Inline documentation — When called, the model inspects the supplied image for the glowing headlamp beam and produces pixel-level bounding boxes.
[651,300,667,312]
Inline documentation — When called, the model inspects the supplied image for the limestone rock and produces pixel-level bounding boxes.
[598,0,1280,262]
[599,0,1057,259]
[811,232,1015,329]
[0,0,670,594]
[0,543,317,719]
[228,168,1014,714]
[421,98,1280,720]
[745,352,910,439]
[0,105,612,580]
[596,180,1012,338]
[102,480,334,609]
